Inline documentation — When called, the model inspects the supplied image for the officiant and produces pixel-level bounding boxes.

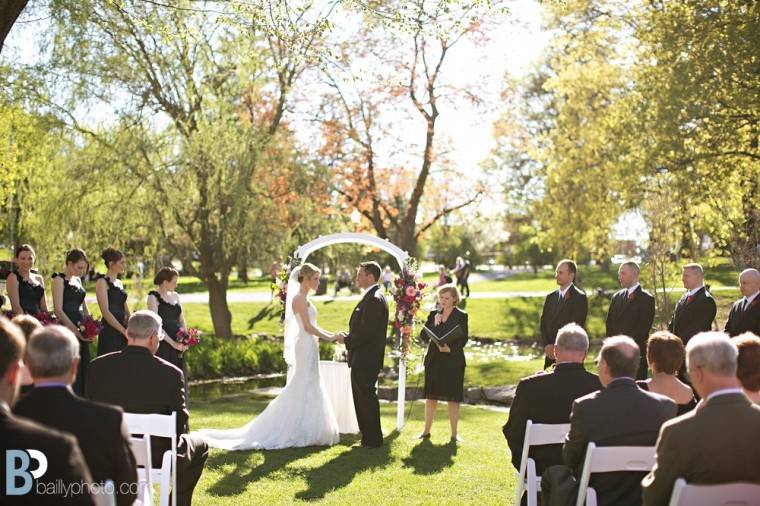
[418,284,469,443]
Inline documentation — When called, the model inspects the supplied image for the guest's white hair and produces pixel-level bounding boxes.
[555,323,589,353]
[26,326,79,378]
[686,331,738,377]
[127,310,163,340]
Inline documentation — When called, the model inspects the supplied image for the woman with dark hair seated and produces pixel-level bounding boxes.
[733,332,760,404]
[637,330,696,415]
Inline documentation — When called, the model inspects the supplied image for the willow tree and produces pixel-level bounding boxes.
[29,0,332,337]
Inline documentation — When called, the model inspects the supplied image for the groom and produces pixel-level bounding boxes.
[338,261,389,448]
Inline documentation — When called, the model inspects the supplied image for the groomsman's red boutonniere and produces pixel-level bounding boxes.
[565,290,571,301]
[752,300,759,309]
[628,292,636,302]
[687,295,695,304]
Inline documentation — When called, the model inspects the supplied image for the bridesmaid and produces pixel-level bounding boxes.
[6,244,47,317]
[95,248,130,356]
[147,266,188,370]
[52,248,91,395]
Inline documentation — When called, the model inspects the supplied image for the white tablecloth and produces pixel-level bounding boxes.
[319,360,359,434]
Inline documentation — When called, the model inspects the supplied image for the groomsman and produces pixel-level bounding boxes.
[605,261,655,379]
[540,259,588,369]
[724,268,760,337]
[668,263,716,346]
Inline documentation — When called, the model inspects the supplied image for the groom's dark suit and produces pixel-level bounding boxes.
[345,284,389,447]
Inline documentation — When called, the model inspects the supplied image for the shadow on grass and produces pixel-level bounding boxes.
[205,444,326,497]
[401,438,457,475]
[247,305,276,329]
[294,431,400,501]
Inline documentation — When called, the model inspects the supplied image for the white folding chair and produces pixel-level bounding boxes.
[575,443,656,506]
[92,479,116,506]
[123,412,178,506]
[129,435,154,505]
[513,420,571,506]
[668,478,760,506]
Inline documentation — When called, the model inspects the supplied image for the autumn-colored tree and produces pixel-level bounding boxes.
[308,0,496,256]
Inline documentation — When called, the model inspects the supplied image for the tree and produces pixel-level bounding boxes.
[17,0,333,337]
[0,0,28,53]
[308,0,495,256]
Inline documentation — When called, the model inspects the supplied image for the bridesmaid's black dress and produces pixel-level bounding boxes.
[422,307,469,402]
[150,290,184,370]
[13,271,45,315]
[96,275,128,356]
[53,273,89,395]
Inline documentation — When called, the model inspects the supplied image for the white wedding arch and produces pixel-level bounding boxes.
[292,232,410,430]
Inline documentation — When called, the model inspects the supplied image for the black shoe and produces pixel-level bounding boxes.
[415,433,431,440]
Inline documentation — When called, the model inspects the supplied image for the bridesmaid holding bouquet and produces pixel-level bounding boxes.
[95,248,130,356]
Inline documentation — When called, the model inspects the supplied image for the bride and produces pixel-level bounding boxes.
[196,263,341,450]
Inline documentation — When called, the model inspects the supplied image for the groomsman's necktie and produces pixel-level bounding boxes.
[742,299,749,312]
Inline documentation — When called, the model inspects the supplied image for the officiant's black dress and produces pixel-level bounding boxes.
[12,271,45,315]
[97,275,128,356]
[422,307,469,402]
[53,273,89,395]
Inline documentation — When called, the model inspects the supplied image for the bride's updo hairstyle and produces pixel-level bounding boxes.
[297,263,321,282]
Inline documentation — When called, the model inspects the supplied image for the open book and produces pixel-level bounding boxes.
[422,324,466,346]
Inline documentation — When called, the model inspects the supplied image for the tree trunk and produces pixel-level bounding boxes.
[207,276,233,339]
[237,257,249,284]
[0,0,28,54]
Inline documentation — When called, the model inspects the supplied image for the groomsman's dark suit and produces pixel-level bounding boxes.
[14,386,137,506]
[724,294,760,337]
[345,284,389,447]
[540,285,588,368]
[642,392,760,505]
[605,286,656,379]
[0,402,94,505]
[86,346,208,506]
[541,378,677,506]
[503,363,601,475]
[667,286,716,345]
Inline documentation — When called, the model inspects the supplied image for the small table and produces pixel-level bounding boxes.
[319,360,359,434]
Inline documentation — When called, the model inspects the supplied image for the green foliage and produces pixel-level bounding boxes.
[185,335,286,379]
[423,223,483,268]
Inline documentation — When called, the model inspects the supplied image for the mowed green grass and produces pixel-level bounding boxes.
[178,289,739,342]
[190,397,513,505]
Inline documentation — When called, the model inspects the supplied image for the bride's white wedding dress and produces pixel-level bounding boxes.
[196,302,340,450]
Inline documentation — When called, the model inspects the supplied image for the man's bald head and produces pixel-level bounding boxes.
[599,335,640,379]
[739,269,760,298]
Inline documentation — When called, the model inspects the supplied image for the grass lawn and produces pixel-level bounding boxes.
[179,289,739,342]
[191,396,513,504]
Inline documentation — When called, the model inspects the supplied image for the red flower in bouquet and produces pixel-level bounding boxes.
[34,311,57,326]
[175,327,201,347]
[78,317,102,340]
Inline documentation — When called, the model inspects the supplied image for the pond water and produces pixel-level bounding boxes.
[189,339,542,401]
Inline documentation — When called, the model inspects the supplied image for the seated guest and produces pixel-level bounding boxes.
[86,310,208,506]
[14,326,137,506]
[541,336,677,506]
[724,269,760,337]
[11,314,41,396]
[733,332,760,404]
[503,323,601,479]
[419,284,468,442]
[0,317,94,505]
[637,331,696,415]
[642,332,760,505]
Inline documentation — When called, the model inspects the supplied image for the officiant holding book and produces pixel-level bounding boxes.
[418,284,469,443]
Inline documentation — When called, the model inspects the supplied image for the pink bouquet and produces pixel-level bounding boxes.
[78,317,102,340]
[34,311,57,326]
[175,327,201,347]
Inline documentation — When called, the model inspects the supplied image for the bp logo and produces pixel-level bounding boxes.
[5,449,48,495]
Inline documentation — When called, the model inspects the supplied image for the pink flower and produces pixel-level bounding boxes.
[405,286,416,297]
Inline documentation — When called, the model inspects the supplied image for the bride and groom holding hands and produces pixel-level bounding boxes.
[198,261,389,450]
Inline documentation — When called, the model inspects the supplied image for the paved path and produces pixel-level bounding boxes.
[119,285,735,305]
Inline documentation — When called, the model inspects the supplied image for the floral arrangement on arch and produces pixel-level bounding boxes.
[391,258,427,358]
[273,257,297,322]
